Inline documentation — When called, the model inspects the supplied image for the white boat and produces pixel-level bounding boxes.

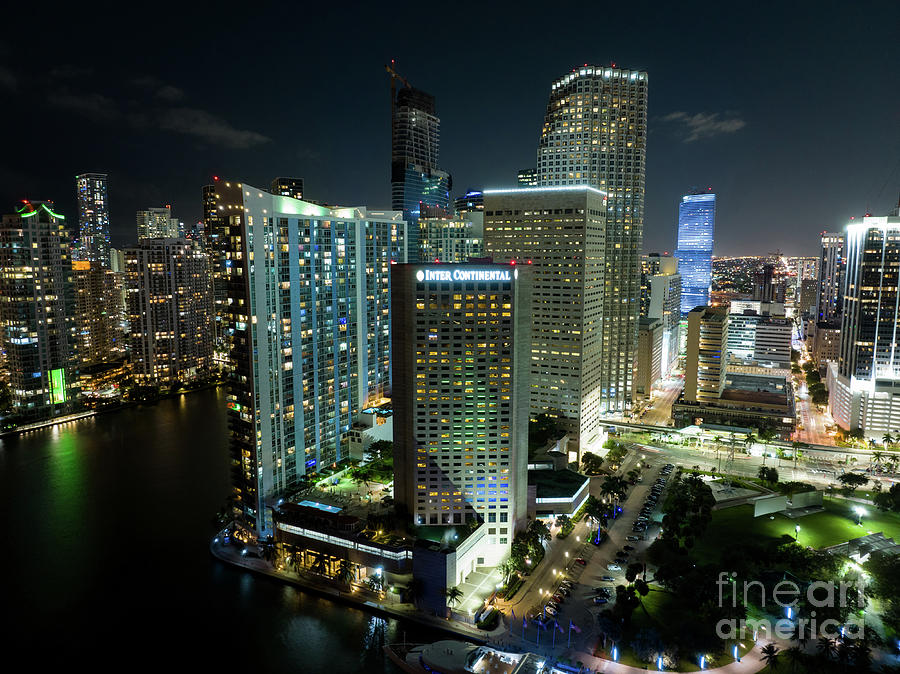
[385,640,547,674]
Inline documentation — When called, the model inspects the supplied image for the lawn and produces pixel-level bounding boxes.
[693,498,900,561]
[597,584,754,672]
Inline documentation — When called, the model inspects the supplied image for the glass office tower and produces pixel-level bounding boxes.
[75,173,111,267]
[675,192,716,314]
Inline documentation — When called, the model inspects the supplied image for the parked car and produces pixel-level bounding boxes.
[607,563,622,571]
[625,536,640,542]
[593,597,609,604]
[601,575,615,582]
[623,545,635,551]
[559,587,571,597]
[575,557,587,566]
[546,606,558,616]
[552,593,564,603]
[614,557,627,565]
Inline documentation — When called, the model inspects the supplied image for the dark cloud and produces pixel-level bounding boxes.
[0,66,16,90]
[155,84,185,101]
[661,111,747,143]
[157,108,270,149]
[47,90,119,121]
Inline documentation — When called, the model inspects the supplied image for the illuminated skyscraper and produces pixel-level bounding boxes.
[828,215,900,437]
[75,172,111,267]
[217,181,405,535]
[675,192,716,313]
[392,263,530,564]
[123,238,214,384]
[136,206,180,239]
[270,177,304,200]
[517,168,537,186]
[484,186,634,451]
[817,231,844,321]
[0,201,78,418]
[391,85,451,263]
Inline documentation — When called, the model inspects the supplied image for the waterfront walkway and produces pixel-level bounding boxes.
[211,533,776,673]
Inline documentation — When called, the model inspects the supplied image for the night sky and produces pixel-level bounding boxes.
[2,1,898,255]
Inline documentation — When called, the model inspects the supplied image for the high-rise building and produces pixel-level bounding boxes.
[453,190,484,218]
[535,67,647,374]
[683,306,728,403]
[72,260,125,365]
[124,238,214,385]
[752,263,786,303]
[633,317,663,401]
[484,185,635,452]
[641,254,682,375]
[202,181,233,363]
[675,192,716,313]
[218,182,406,535]
[817,232,844,321]
[828,216,900,437]
[419,210,483,263]
[517,168,537,187]
[796,256,819,282]
[391,85,451,263]
[798,278,819,317]
[75,172,111,267]
[137,206,180,239]
[391,263,530,564]
[270,177,304,200]
[0,201,78,418]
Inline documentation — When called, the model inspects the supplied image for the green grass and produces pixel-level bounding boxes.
[694,498,900,561]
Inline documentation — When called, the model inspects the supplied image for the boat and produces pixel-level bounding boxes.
[385,640,548,674]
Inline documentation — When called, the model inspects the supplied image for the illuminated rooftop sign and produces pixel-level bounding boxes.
[416,268,513,283]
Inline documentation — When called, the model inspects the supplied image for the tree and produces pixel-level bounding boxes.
[596,610,622,649]
[581,451,604,475]
[760,643,780,671]
[368,440,393,461]
[784,646,805,674]
[883,435,894,449]
[529,519,551,546]
[874,483,900,512]
[442,585,463,608]
[337,558,355,586]
[744,433,757,453]
[630,627,663,663]
[837,472,868,495]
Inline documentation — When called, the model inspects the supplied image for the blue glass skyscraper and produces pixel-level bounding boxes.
[675,192,716,314]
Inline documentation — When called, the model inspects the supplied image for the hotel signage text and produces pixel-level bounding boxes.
[416,268,513,282]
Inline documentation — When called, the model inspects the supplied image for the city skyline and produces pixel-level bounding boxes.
[2,2,898,256]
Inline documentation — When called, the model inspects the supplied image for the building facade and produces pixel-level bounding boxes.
[270,177,304,200]
[219,182,406,535]
[484,186,634,454]
[641,254,681,375]
[683,306,728,403]
[392,263,531,565]
[419,211,483,263]
[517,169,538,187]
[817,232,844,321]
[675,192,716,313]
[829,216,900,437]
[124,238,214,384]
[75,172,111,267]
[137,206,180,239]
[0,202,78,418]
[391,86,450,263]
[72,260,125,366]
[633,317,663,400]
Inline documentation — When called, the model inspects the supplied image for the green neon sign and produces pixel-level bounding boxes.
[49,368,67,404]
[16,203,65,219]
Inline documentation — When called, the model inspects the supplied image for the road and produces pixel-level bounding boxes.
[639,377,682,426]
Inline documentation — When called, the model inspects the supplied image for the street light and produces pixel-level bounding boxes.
[795,524,800,542]
[855,506,866,526]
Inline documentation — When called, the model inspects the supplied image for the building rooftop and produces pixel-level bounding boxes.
[528,469,589,499]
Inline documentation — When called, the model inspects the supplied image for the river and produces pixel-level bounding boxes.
[0,387,437,670]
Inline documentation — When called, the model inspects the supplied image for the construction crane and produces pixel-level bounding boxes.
[385,60,410,131]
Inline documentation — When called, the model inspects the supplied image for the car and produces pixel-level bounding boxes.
[607,564,622,571]
[560,580,573,588]
[547,601,560,610]
[546,606,558,616]
[593,597,609,604]
[623,545,635,551]
[594,588,611,597]
[625,535,640,541]
[616,549,627,557]
[559,587,571,596]
[615,557,627,565]
[575,557,587,566]
[552,593,564,603]
[601,575,615,582]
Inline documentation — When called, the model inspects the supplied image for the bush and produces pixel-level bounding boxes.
[476,608,500,630]
[500,576,525,600]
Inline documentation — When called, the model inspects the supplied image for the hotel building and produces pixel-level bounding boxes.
[392,263,530,564]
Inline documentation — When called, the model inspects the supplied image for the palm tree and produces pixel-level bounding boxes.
[883,433,894,448]
[759,428,777,465]
[744,433,757,454]
[785,646,805,673]
[760,643,780,671]
[816,636,836,661]
[873,450,885,471]
[336,558,355,585]
[311,553,328,576]
[442,585,463,608]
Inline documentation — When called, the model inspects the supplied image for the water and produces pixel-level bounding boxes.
[1,388,438,670]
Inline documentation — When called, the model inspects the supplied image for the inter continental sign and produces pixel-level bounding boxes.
[416,268,513,282]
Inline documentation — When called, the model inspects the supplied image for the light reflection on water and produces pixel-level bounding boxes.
[0,388,439,670]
